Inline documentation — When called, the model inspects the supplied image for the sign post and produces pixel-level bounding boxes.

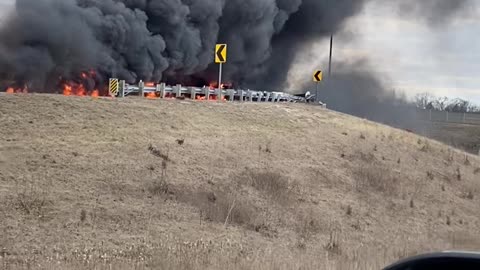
[313,70,323,103]
[215,44,227,101]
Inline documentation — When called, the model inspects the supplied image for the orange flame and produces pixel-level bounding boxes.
[62,83,90,96]
[91,90,99,97]
[77,85,86,96]
[63,84,72,96]
[6,86,28,93]
[209,81,232,90]
[209,82,216,90]
[146,92,157,99]
[145,82,155,87]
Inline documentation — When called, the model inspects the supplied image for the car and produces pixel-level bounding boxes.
[383,251,480,270]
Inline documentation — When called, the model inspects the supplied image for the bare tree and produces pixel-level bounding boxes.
[433,96,449,111]
[445,98,470,113]
[414,92,436,109]
[413,92,479,113]
[467,104,480,113]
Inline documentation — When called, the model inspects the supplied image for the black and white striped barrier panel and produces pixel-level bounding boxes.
[115,80,306,103]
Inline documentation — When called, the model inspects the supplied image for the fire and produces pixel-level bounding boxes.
[145,82,155,87]
[63,84,72,96]
[209,81,232,90]
[63,82,98,97]
[146,92,157,99]
[6,86,28,94]
[77,85,86,96]
[209,82,217,90]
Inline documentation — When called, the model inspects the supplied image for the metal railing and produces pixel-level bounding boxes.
[116,80,306,103]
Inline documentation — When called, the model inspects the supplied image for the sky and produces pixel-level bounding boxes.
[0,0,479,104]
[287,1,480,104]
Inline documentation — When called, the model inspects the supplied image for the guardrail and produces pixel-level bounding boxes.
[116,80,306,103]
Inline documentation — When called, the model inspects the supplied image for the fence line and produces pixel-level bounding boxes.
[416,109,480,126]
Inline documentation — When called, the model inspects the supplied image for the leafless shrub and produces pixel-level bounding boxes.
[346,205,353,216]
[296,209,322,239]
[419,139,431,152]
[296,237,307,250]
[359,133,366,140]
[176,138,184,145]
[148,178,170,196]
[357,151,376,163]
[456,167,462,181]
[474,168,480,175]
[326,229,341,254]
[265,142,272,154]
[426,171,434,180]
[15,184,51,216]
[462,190,474,200]
[148,144,171,162]
[446,216,451,226]
[147,144,172,196]
[189,190,256,228]
[80,209,87,222]
[354,164,399,196]
[245,171,291,203]
[352,219,361,231]
[409,199,415,208]
[464,154,471,166]
[446,148,455,163]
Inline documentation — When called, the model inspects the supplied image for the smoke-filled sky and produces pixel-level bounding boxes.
[288,0,480,104]
[0,0,478,105]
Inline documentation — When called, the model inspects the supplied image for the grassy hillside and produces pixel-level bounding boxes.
[419,121,480,155]
[1,93,480,269]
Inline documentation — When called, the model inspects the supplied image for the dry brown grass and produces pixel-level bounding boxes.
[296,209,323,239]
[354,163,399,196]
[200,191,255,227]
[2,94,480,269]
[243,170,292,203]
[10,178,52,217]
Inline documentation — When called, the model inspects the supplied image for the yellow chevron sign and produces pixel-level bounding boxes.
[215,44,227,64]
[109,78,119,96]
[313,70,323,82]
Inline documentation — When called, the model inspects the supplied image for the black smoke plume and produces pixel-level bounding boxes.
[0,0,472,125]
[0,0,369,92]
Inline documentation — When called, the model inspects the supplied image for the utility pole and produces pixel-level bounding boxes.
[328,34,333,77]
